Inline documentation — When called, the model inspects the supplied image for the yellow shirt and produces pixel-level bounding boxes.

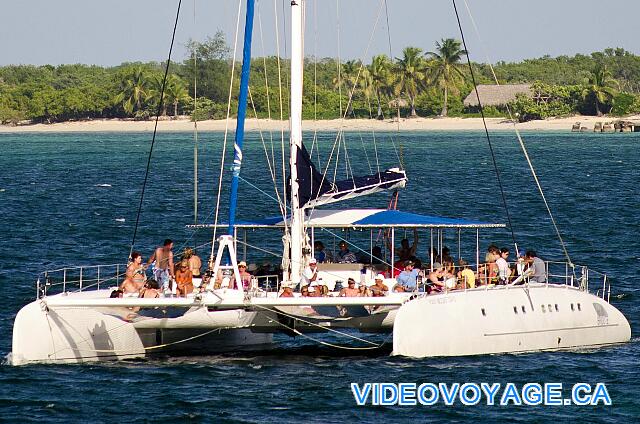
[460,268,476,288]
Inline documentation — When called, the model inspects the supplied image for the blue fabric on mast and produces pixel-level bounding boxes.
[228,0,256,236]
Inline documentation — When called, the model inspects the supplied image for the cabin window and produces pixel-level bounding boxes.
[513,306,518,314]
[521,305,526,313]
[555,304,559,312]
[571,303,574,311]
[577,303,581,311]
[541,304,546,313]
[548,304,553,312]
[481,308,486,316]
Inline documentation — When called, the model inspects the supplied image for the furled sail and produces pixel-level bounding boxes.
[294,144,407,208]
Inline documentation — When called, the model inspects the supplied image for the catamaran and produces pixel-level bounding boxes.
[11,0,630,365]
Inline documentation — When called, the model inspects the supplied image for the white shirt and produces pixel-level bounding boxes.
[300,266,318,287]
[496,257,511,281]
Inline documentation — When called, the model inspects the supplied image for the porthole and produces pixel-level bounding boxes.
[548,304,553,312]
[481,308,486,316]
[577,303,581,311]
[541,304,546,313]
[513,306,518,314]
[555,304,559,312]
[571,303,574,311]
[521,305,526,313]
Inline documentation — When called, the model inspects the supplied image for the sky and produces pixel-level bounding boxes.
[1,0,640,66]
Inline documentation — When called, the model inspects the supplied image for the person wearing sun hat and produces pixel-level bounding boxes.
[370,274,389,297]
[231,260,252,290]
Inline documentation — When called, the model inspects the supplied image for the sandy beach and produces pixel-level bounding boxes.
[1,115,638,133]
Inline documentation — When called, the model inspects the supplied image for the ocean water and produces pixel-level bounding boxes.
[0,130,638,422]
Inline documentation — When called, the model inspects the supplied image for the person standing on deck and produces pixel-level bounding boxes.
[393,229,418,261]
[525,250,547,283]
[183,247,202,278]
[300,257,319,288]
[496,247,512,284]
[147,239,175,292]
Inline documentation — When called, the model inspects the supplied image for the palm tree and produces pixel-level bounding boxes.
[115,66,150,115]
[581,63,618,116]
[165,75,190,117]
[426,38,467,117]
[148,73,169,116]
[395,47,426,118]
[333,60,361,117]
[369,54,393,119]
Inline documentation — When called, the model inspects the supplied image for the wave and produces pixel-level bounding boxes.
[95,184,112,187]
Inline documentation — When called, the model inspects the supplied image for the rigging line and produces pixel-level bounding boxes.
[461,0,572,266]
[210,0,243,263]
[451,0,518,250]
[238,175,285,210]
[309,0,319,161]
[257,0,279,197]
[193,0,199,225]
[335,0,343,119]
[383,0,402,146]
[248,86,288,219]
[129,0,183,260]
[306,0,388,222]
[273,0,288,234]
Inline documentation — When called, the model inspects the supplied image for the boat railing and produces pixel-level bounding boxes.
[37,263,127,299]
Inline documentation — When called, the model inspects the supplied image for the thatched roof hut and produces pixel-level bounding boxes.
[463,84,532,107]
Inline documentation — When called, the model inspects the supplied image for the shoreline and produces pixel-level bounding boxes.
[1,115,638,133]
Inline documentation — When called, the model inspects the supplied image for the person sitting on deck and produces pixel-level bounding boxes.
[311,279,329,297]
[300,257,319,288]
[280,284,294,298]
[370,274,389,297]
[427,262,447,293]
[339,278,360,297]
[457,259,476,289]
[358,284,372,297]
[369,245,383,265]
[139,279,161,298]
[110,289,124,298]
[524,250,546,283]
[231,261,252,290]
[395,260,419,292]
[125,252,147,290]
[336,241,358,263]
[182,247,202,278]
[175,259,194,296]
[300,285,311,297]
[314,241,332,263]
[389,229,418,262]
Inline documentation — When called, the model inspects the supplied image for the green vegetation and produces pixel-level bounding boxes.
[1,32,640,125]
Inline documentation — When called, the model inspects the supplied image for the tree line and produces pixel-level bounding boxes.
[1,32,639,125]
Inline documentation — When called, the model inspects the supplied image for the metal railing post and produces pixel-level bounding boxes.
[79,267,83,292]
[63,268,67,294]
[97,266,100,290]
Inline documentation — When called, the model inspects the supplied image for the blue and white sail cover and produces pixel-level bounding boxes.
[294,144,407,208]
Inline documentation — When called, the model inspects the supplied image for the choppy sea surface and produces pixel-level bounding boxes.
[0,130,638,422]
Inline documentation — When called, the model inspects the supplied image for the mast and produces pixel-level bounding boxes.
[289,0,305,283]
[228,0,256,236]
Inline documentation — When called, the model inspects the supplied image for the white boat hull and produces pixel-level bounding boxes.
[392,284,631,357]
[11,291,273,365]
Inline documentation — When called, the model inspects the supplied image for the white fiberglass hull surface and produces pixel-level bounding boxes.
[11,289,404,365]
[392,284,631,357]
[11,290,273,365]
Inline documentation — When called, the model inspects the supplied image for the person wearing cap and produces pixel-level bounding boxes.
[339,278,360,297]
[231,261,252,290]
[395,260,420,292]
[300,257,319,288]
[370,274,389,297]
[279,284,294,297]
